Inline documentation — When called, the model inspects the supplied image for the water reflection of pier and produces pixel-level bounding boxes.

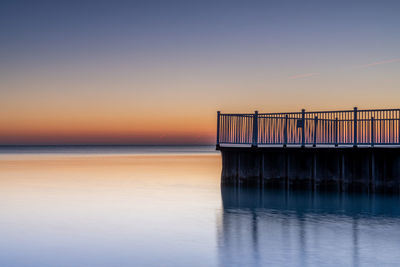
[218,186,400,266]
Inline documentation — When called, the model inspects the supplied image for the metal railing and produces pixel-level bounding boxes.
[216,108,400,147]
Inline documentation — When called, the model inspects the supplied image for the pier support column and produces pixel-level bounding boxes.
[370,150,375,194]
[312,152,317,191]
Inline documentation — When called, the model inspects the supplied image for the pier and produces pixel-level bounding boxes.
[217,108,400,193]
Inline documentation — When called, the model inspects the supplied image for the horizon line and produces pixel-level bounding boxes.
[0,143,215,147]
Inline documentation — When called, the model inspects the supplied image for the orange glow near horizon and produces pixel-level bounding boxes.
[2,93,400,145]
[0,114,216,144]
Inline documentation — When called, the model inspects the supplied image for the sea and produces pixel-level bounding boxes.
[0,145,400,266]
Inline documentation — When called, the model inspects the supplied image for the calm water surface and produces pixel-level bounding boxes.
[0,146,400,266]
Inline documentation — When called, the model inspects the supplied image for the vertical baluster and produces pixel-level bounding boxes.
[273,116,276,144]
[225,116,227,143]
[325,113,328,144]
[385,111,387,143]
[313,116,318,147]
[237,115,241,144]
[349,111,352,144]
[353,107,358,147]
[301,109,305,147]
[388,110,390,143]
[371,116,375,147]
[344,112,346,144]
[257,116,260,144]
[250,115,252,144]
[389,110,392,144]
[225,115,228,143]
[347,112,349,144]
[335,117,338,147]
[330,113,333,144]
[324,113,332,143]
[364,111,367,143]
[383,111,385,144]
[337,112,339,144]
[239,115,241,143]
[229,115,232,143]
[251,116,253,144]
[241,116,243,143]
[240,115,242,144]
[365,111,367,143]
[236,115,238,144]
[237,116,240,144]
[382,111,385,143]
[233,115,235,143]
[227,115,230,143]
[252,111,258,147]
[361,111,364,143]
[267,116,270,144]
[230,115,232,143]
[330,113,332,144]
[387,111,390,144]
[392,110,394,144]
[284,115,288,147]
[242,115,244,144]
[244,116,247,144]
[379,111,381,144]
[329,113,331,144]
[238,116,240,144]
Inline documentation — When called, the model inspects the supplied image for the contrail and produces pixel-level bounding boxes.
[360,58,400,68]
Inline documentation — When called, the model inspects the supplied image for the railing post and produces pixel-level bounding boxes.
[371,116,374,147]
[313,116,318,147]
[398,111,400,144]
[335,117,338,147]
[252,111,258,148]
[301,109,305,147]
[284,115,288,147]
[353,107,358,147]
[216,111,221,148]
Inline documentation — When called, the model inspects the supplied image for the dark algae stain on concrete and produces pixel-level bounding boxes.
[219,147,400,194]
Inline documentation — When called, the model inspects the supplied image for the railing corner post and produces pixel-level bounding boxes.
[252,110,258,148]
[216,111,221,148]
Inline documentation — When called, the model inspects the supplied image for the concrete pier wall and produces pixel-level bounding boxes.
[220,147,400,193]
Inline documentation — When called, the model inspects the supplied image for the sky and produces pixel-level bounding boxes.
[1,0,400,145]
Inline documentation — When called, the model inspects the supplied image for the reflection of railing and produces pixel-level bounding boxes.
[216,108,400,147]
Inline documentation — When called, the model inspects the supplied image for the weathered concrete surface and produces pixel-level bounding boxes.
[219,147,400,193]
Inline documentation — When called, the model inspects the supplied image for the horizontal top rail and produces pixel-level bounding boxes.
[221,108,400,116]
[217,108,400,148]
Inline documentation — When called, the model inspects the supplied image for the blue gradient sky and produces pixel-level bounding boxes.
[1,0,400,144]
